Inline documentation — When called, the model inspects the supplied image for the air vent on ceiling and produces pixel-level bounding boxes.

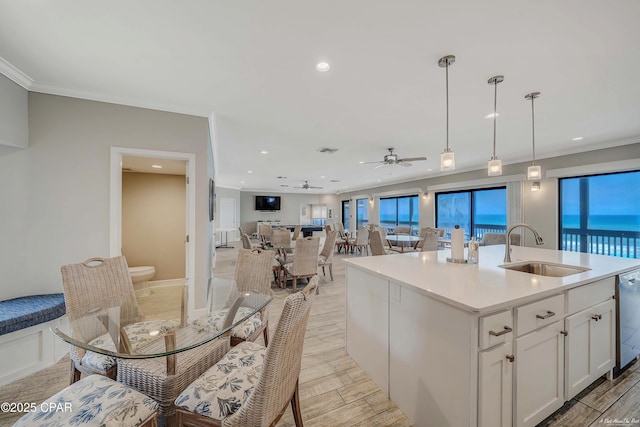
[276,176,287,179]
[318,147,339,154]
[280,184,289,187]
[330,179,341,182]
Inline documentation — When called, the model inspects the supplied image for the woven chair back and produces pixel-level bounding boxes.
[421,232,440,252]
[271,228,292,249]
[355,226,369,245]
[258,224,272,239]
[319,231,338,261]
[394,225,411,235]
[292,225,302,240]
[376,226,387,241]
[290,237,320,276]
[224,277,318,427]
[369,230,388,256]
[60,256,142,360]
[241,233,253,249]
[234,248,276,294]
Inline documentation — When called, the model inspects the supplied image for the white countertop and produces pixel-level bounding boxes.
[343,245,640,314]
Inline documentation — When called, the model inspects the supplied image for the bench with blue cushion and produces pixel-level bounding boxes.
[0,294,66,336]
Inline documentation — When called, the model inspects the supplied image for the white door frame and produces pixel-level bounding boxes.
[110,146,197,317]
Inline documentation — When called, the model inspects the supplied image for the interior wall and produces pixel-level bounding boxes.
[122,172,186,280]
[215,186,241,242]
[239,191,339,234]
[0,74,28,149]
[0,93,210,303]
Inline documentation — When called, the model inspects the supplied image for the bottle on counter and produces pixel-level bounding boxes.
[468,236,479,264]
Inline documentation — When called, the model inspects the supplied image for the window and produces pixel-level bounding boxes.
[356,198,368,229]
[560,170,640,258]
[379,195,419,235]
[436,187,506,240]
[342,200,350,231]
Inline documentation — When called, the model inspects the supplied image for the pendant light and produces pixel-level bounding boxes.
[487,75,504,176]
[525,92,542,188]
[439,55,456,171]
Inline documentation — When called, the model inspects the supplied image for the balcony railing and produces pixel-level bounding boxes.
[561,228,640,259]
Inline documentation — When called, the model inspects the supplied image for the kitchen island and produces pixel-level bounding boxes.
[343,245,640,427]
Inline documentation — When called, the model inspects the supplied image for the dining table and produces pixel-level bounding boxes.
[385,234,423,253]
[51,286,272,374]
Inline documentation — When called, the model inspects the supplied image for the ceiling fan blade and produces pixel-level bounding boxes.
[309,186,323,189]
[362,161,384,164]
[398,162,412,167]
[373,163,386,169]
[398,157,427,162]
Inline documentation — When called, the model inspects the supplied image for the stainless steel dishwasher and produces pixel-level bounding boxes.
[615,268,640,376]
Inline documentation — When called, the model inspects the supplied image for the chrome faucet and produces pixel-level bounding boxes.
[504,223,544,263]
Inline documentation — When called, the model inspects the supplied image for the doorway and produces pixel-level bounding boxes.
[218,197,236,248]
[110,147,196,317]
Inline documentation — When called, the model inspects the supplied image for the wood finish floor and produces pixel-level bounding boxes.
[1,243,639,426]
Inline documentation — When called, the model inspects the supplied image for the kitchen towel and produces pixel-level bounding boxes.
[451,226,465,261]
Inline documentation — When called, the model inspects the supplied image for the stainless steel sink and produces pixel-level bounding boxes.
[499,261,591,277]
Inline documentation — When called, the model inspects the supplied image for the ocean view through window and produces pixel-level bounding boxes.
[342,200,350,232]
[356,198,368,229]
[560,170,640,258]
[379,195,419,234]
[436,187,507,240]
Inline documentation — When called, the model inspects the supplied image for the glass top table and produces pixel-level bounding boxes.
[52,286,272,360]
[386,235,423,252]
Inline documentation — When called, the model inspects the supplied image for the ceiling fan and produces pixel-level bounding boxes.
[362,148,427,168]
[294,180,324,190]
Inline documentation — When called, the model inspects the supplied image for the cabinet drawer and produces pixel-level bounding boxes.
[516,294,565,336]
[479,310,513,350]
[566,277,615,315]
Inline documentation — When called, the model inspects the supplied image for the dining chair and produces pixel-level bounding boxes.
[318,230,338,283]
[174,277,319,427]
[348,226,369,255]
[281,236,320,293]
[192,248,274,347]
[60,256,183,384]
[292,225,302,240]
[420,231,440,252]
[479,232,521,246]
[258,224,272,245]
[271,228,293,253]
[370,230,394,256]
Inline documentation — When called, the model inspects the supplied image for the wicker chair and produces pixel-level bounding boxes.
[271,228,293,252]
[192,248,274,347]
[258,224,272,245]
[60,256,183,384]
[370,230,393,256]
[241,233,262,250]
[318,230,338,282]
[281,237,320,293]
[479,232,521,246]
[175,277,319,427]
[420,231,440,252]
[393,225,411,235]
[292,225,302,240]
[347,226,369,255]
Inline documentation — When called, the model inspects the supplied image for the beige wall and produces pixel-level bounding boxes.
[122,172,186,280]
[0,93,212,304]
[0,74,27,149]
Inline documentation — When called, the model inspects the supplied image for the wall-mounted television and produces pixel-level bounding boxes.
[255,195,281,211]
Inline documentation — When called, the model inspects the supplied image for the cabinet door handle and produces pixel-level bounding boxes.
[591,314,602,321]
[506,355,515,363]
[536,310,555,320]
[560,330,568,336]
[489,326,513,337]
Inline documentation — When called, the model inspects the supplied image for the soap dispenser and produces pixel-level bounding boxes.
[468,237,479,264]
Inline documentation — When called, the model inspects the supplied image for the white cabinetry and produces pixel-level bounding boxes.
[564,278,616,400]
[515,320,565,427]
[479,341,513,427]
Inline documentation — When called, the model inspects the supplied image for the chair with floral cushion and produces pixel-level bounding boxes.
[60,256,182,384]
[13,375,159,427]
[174,277,318,427]
[191,248,274,347]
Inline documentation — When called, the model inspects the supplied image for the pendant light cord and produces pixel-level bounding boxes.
[445,61,449,151]
[492,80,497,158]
[531,95,536,162]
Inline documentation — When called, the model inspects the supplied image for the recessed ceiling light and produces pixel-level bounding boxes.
[484,113,500,119]
[358,161,365,164]
[260,150,268,154]
[316,62,331,72]
[572,136,584,141]
[427,168,433,171]
[248,170,253,174]
[151,165,162,169]
[320,175,325,179]
[240,181,245,184]
[376,180,381,182]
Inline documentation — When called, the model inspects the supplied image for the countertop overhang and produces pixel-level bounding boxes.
[343,246,640,314]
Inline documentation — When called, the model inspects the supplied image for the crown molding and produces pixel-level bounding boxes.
[29,81,210,118]
[0,57,33,89]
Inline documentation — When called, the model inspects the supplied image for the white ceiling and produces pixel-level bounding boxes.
[1,0,639,194]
